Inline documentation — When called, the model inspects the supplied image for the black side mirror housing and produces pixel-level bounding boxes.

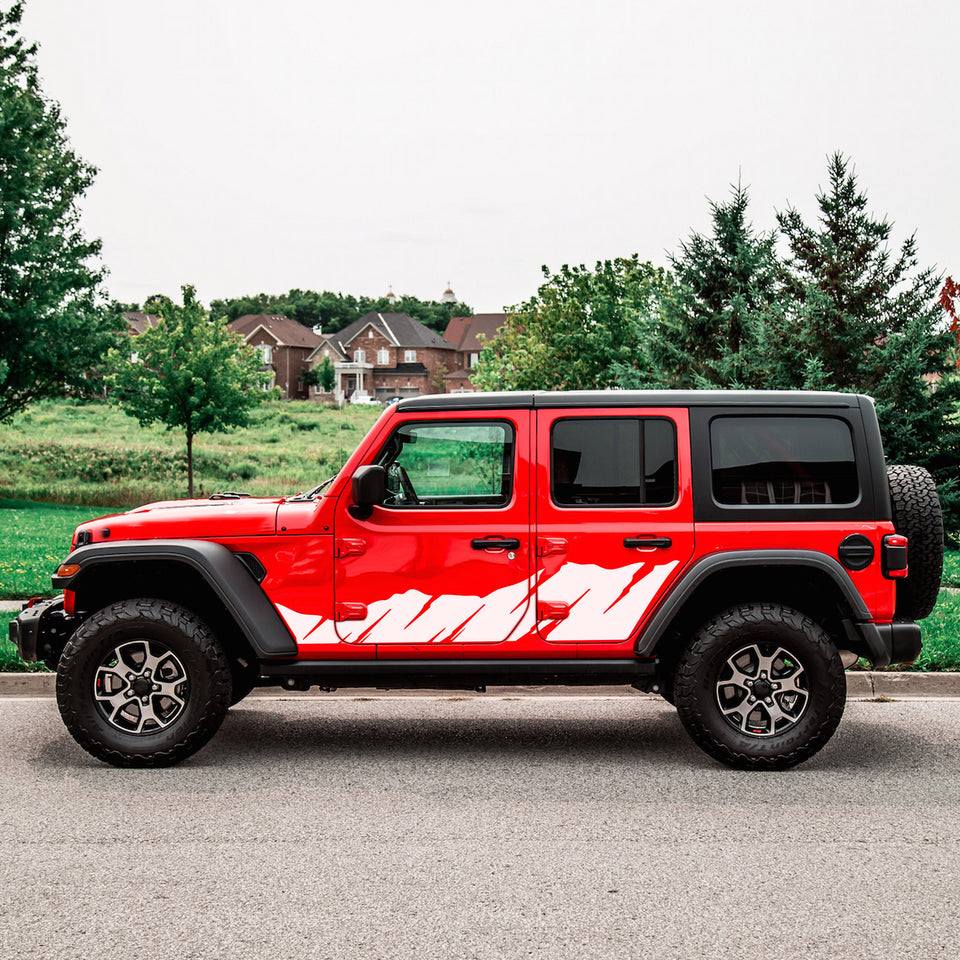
[349,465,385,520]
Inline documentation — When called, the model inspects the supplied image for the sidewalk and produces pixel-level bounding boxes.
[2,671,959,698]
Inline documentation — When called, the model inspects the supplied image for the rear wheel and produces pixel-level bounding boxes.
[56,599,231,767]
[674,603,845,770]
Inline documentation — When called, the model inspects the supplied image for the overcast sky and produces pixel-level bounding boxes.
[18,0,960,314]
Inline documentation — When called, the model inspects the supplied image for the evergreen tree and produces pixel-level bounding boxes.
[776,153,960,534]
[107,286,273,497]
[614,183,783,389]
[0,3,121,420]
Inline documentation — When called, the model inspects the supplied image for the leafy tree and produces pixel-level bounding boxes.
[473,257,674,391]
[302,355,336,393]
[209,289,473,334]
[0,3,121,420]
[107,285,273,497]
[614,184,783,389]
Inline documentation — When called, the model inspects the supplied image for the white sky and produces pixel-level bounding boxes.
[19,0,960,314]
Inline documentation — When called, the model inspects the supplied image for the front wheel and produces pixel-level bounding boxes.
[56,599,231,767]
[674,603,845,770]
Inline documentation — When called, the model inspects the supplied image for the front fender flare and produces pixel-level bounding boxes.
[54,539,297,658]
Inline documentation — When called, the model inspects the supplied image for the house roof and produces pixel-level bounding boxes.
[443,313,506,353]
[228,314,323,349]
[334,312,456,353]
[125,312,160,335]
[307,334,349,363]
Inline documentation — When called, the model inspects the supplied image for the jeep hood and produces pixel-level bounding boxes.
[72,497,283,545]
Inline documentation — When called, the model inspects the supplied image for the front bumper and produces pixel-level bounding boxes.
[10,596,70,664]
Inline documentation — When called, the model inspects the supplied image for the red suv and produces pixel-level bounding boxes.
[12,390,943,770]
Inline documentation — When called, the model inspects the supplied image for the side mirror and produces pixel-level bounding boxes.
[349,465,385,520]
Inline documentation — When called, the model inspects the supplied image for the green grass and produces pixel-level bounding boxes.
[0,499,115,599]
[942,550,960,587]
[0,611,47,672]
[0,398,381,506]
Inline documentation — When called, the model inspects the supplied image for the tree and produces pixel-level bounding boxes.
[302,355,336,393]
[473,257,675,391]
[613,183,783,389]
[776,154,960,524]
[107,285,273,497]
[0,3,121,420]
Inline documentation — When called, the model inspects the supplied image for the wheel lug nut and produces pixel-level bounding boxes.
[153,684,160,691]
[141,697,149,704]
[765,698,773,705]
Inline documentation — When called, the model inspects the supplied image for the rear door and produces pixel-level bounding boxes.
[535,407,694,643]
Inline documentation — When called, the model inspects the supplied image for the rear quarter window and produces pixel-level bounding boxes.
[710,416,859,506]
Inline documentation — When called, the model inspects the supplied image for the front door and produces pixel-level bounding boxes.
[333,410,532,651]
[535,408,694,643]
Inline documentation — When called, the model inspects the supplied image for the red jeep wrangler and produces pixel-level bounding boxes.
[11,391,943,770]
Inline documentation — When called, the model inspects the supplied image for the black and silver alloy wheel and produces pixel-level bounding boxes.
[674,603,845,770]
[57,599,231,767]
[715,642,808,738]
[94,639,190,734]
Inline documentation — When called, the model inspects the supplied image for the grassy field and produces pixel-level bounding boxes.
[0,398,381,506]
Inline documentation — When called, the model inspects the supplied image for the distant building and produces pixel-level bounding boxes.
[124,312,160,335]
[309,311,457,402]
[228,314,323,400]
[442,313,507,392]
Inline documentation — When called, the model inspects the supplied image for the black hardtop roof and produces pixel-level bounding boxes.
[397,390,867,412]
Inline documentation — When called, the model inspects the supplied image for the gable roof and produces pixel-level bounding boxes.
[333,312,455,353]
[443,313,507,353]
[307,334,349,363]
[228,314,323,349]
[125,312,160,335]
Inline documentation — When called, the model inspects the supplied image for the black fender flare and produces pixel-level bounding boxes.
[53,539,297,658]
[637,549,890,664]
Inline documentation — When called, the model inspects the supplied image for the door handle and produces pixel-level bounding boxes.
[471,538,521,551]
[623,536,672,549]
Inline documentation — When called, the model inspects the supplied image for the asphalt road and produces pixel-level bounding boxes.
[2,695,959,960]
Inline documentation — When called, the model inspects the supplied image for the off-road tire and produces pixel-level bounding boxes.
[887,464,943,621]
[56,599,231,767]
[674,603,846,771]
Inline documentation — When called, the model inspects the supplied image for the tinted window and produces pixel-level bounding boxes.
[377,421,514,508]
[552,418,676,506]
[710,416,858,505]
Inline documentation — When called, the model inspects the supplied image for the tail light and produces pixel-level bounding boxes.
[882,534,908,579]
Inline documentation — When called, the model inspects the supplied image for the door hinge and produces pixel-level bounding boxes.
[537,601,570,621]
[536,538,568,558]
[335,602,368,621]
[335,538,367,558]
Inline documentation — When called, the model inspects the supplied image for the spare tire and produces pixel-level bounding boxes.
[886,464,943,621]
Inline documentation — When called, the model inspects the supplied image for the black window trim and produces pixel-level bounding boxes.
[548,415,679,510]
[374,417,517,511]
[690,406,874,523]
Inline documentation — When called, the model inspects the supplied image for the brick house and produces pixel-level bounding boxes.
[228,314,323,400]
[124,311,160,335]
[309,312,457,402]
[441,313,507,392]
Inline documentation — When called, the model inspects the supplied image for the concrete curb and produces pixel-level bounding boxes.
[3,672,960,699]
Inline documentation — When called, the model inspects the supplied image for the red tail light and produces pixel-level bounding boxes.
[882,534,908,579]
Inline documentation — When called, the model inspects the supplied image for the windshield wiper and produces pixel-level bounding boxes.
[287,476,337,502]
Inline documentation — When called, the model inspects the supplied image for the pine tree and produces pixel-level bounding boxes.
[614,183,783,389]
[777,153,960,536]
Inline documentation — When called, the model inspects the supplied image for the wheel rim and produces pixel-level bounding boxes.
[93,639,190,734]
[715,642,808,738]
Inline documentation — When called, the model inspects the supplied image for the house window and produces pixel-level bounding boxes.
[377,349,390,365]
[354,349,365,363]
[469,353,480,369]
[259,344,273,363]
[404,349,416,363]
